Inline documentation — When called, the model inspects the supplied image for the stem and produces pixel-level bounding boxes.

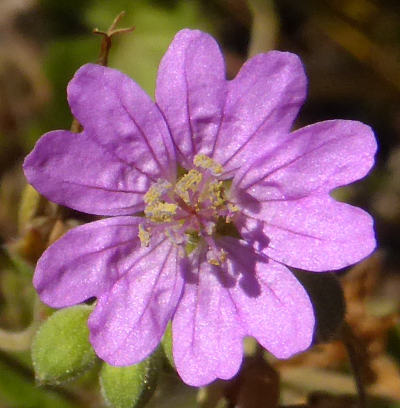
[93,11,135,67]
[70,11,134,133]
[247,0,279,56]
[341,322,367,408]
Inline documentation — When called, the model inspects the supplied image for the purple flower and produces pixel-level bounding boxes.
[23,29,376,386]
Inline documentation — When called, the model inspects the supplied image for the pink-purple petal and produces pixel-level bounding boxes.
[233,120,377,199]
[156,29,227,168]
[67,63,176,181]
[237,194,376,271]
[23,130,148,216]
[212,51,307,174]
[172,250,245,386]
[88,238,183,366]
[33,217,142,308]
[220,238,314,358]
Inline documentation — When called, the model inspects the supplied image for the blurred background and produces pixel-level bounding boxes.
[0,0,399,407]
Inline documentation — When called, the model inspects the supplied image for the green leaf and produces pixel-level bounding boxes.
[32,305,96,384]
[100,350,162,408]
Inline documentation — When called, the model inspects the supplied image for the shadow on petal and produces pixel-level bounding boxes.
[234,189,261,213]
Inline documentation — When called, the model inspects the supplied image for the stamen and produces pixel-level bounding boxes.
[141,155,235,259]
[138,224,151,247]
[226,203,240,222]
[144,201,178,223]
[174,169,202,204]
[205,180,225,208]
[144,180,171,204]
[204,235,227,266]
[194,154,223,175]
[207,248,227,266]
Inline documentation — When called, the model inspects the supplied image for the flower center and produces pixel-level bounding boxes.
[139,154,239,265]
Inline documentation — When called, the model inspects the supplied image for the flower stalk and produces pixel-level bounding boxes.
[341,322,368,408]
[93,11,135,67]
[71,11,134,134]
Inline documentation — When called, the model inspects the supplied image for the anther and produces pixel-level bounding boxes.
[207,248,227,266]
[194,154,223,175]
[144,180,171,204]
[138,224,151,247]
[174,169,202,204]
[144,201,178,223]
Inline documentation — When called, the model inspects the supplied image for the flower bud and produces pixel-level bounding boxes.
[100,349,162,408]
[32,305,96,384]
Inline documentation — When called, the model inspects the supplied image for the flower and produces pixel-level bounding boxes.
[23,29,376,386]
